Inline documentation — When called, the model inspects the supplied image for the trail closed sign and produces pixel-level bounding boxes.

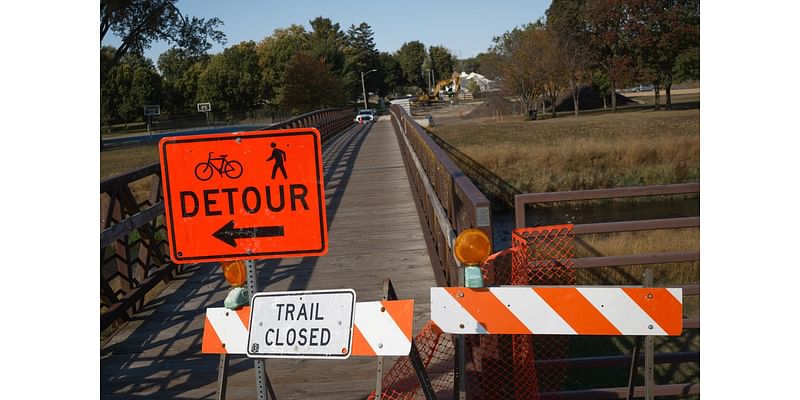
[159,128,328,264]
[247,289,356,359]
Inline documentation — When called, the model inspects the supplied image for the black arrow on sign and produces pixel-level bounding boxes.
[212,220,285,248]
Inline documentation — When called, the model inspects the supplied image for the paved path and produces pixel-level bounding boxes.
[101,120,436,399]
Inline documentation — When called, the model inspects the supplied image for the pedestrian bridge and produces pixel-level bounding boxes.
[101,106,699,399]
[101,106,492,399]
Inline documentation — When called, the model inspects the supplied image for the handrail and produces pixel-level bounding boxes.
[515,183,699,228]
[513,182,700,396]
[390,104,492,285]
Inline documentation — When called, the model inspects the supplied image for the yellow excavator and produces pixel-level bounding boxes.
[414,72,462,105]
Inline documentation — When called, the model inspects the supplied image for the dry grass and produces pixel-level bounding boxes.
[430,109,700,193]
[576,228,699,257]
[100,144,160,180]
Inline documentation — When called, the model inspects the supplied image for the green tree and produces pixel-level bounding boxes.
[377,52,404,97]
[307,17,347,73]
[585,0,635,112]
[196,41,264,115]
[429,45,456,85]
[466,79,481,95]
[592,69,612,109]
[307,17,355,101]
[100,0,226,85]
[546,0,594,116]
[628,0,699,109]
[256,25,308,103]
[540,27,569,117]
[490,23,546,115]
[396,41,427,90]
[281,52,346,113]
[157,48,210,113]
[673,46,699,83]
[101,49,162,124]
[345,22,381,100]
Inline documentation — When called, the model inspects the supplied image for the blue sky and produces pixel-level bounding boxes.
[103,0,551,63]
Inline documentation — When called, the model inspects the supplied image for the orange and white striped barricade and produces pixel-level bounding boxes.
[431,287,683,336]
[203,299,414,357]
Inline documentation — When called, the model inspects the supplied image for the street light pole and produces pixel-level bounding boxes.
[361,69,377,110]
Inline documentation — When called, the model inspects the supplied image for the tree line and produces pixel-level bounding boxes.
[101,0,698,125]
[473,0,699,116]
[101,2,461,126]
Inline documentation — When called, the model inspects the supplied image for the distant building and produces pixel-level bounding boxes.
[459,72,498,92]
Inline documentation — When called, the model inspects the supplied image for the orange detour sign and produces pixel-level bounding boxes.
[159,128,328,264]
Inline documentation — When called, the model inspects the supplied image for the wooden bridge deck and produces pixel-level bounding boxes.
[101,120,437,399]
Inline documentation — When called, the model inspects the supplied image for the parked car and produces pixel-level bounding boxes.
[354,109,375,123]
[632,84,654,92]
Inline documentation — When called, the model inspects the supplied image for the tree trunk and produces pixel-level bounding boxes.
[572,76,580,117]
[611,79,617,112]
[653,82,661,111]
[665,74,673,110]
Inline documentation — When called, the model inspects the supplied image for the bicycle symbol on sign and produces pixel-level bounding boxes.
[194,152,244,181]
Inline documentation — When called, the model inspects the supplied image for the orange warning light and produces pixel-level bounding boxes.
[221,260,247,287]
[454,229,491,265]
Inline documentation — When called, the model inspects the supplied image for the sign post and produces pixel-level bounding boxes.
[159,128,328,264]
[161,128,331,399]
[198,102,212,129]
[247,259,277,400]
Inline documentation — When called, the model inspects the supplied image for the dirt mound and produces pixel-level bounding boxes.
[463,92,519,119]
[462,87,640,119]
[553,85,639,112]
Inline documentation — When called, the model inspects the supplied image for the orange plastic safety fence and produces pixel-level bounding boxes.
[371,225,575,400]
[511,224,576,395]
[367,322,456,399]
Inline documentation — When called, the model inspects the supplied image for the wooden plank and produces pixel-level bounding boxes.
[102,121,437,400]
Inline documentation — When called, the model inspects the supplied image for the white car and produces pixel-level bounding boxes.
[354,109,375,123]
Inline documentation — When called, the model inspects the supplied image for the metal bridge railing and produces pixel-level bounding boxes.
[100,107,356,334]
[514,184,700,398]
[389,104,492,286]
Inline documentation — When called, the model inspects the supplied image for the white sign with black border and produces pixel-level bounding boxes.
[247,289,356,359]
[197,102,211,112]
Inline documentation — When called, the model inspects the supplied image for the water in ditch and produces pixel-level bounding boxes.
[491,194,700,251]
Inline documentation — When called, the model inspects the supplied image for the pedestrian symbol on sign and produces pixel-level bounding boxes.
[267,142,288,179]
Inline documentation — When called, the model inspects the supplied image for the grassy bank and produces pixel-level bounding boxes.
[429,109,699,193]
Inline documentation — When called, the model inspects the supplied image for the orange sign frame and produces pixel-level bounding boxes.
[159,128,328,264]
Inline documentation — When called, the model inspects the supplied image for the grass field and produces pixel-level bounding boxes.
[101,144,160,179]
[429,108,700,193]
